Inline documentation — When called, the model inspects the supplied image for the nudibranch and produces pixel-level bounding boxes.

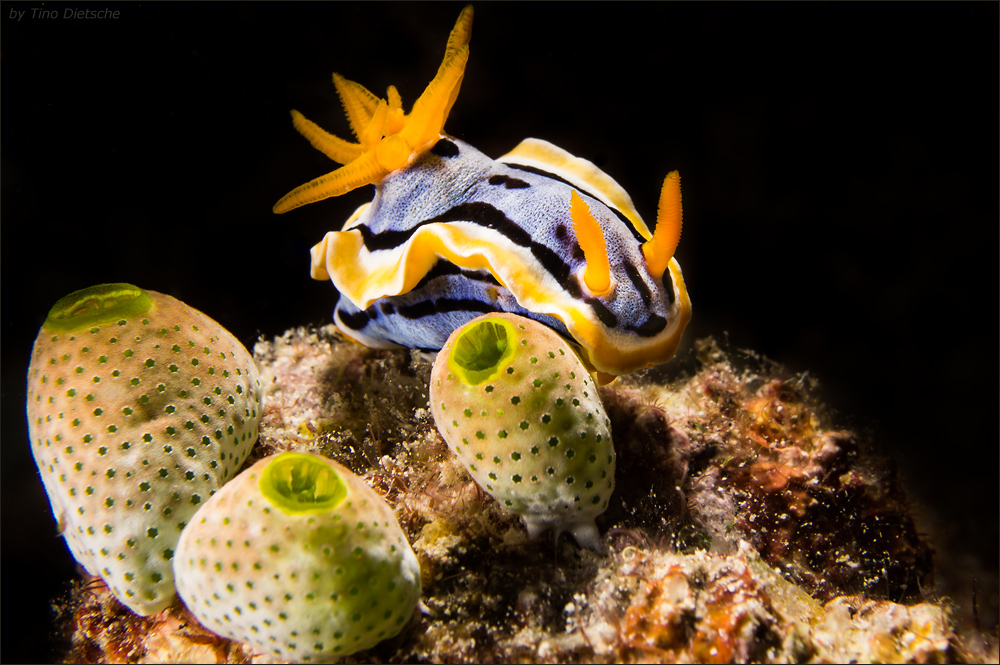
[274,6,691,381]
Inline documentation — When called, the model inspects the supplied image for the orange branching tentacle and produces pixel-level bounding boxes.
[439,6,474,124]
[446,5,475,54]
[399,47,469,153]
[273,151,385,214]
[399,5,473,153]
[361,99,390,148]
[642,170,682,279]
[274,5,474,215]
[570,191,612,295]
[289,110,363,165]
[333,73,380,139]
[385,85,406,134]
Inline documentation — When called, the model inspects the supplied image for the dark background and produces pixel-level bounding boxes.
[3,2,996,661]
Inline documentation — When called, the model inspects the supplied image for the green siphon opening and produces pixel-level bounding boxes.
[447,318,518,386]
[44,283,153,333]
[259,452,347,515]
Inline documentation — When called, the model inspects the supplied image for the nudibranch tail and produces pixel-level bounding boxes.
[642,170,683,280]
[273,5,474,215]
[569,191,612,295]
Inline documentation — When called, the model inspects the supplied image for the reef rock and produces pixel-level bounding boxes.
[52,327,996,663]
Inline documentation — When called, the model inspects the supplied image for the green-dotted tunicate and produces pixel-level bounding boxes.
[173,451,422,661]
[429,313,614,549]
[25,283,262,615]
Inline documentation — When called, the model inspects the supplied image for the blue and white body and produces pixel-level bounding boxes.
[276,6,691,381]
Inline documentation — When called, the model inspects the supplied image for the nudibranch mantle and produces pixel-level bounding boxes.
[276,6,691,379]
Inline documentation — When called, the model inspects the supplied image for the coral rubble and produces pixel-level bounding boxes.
[52,326,996,663]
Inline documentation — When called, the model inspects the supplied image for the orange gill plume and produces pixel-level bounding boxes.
[273,5,475,214]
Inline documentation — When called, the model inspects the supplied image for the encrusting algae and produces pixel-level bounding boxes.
[49,326,996,663]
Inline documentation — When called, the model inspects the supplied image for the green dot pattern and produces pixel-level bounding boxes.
[174,454,421,661]
[429,313,615,544]
[25,287,264,616]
